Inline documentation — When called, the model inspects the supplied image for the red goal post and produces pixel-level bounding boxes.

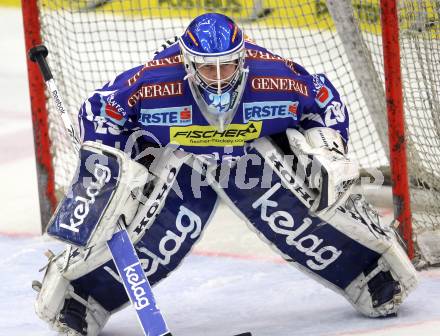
[22,0,440,267]
[380,0,413,259]
[22,0,57,228]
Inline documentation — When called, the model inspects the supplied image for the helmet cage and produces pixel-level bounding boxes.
[196,60,241,95]
[181,43,246,95]
[179,37,247,130]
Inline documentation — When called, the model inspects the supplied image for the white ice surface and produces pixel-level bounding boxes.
[1,236,440,336]
[1,6,440,336]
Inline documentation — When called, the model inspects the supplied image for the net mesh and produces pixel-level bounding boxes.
[35,0,440,264]
[354,0,440,265]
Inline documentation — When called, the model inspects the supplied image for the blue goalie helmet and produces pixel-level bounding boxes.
[179,13,248,130]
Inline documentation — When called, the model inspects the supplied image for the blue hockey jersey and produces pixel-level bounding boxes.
[79,41,349,162]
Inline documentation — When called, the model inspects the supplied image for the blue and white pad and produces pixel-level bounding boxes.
[70,162,218,313]
[211,137,417,317]
[35,156,219,336]
[47,141,149,247]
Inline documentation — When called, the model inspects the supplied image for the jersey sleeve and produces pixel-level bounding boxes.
[78,65,144,158]
[299,74,349,144]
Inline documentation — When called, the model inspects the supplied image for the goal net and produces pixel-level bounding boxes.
[23,0,440,267]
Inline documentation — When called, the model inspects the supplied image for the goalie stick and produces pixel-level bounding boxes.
[29,45,171,336]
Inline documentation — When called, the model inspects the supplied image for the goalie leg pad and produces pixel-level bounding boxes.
[211,137,417,317]
[71,164,218,311]
[34,257,110,336]
[34,162,218,335]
